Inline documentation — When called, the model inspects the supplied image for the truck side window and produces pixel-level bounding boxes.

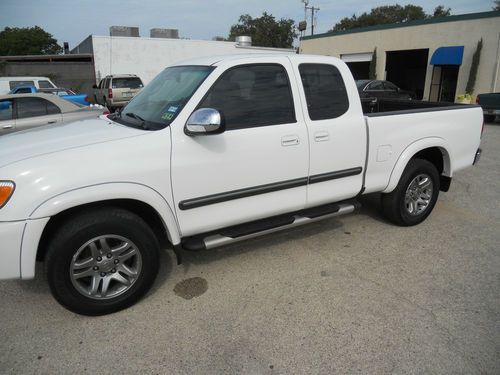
[198,64,296,130]
[299,64,349,121]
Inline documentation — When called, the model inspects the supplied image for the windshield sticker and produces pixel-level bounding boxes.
[161,112,174,121]
[167,106,178,113]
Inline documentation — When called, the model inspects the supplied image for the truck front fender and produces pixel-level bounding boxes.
[382,137,452,194]
[21,182,180,279]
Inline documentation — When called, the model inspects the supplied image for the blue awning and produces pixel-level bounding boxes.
[430,46,464,65]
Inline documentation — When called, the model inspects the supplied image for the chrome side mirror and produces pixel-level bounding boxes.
[185,108,224,135]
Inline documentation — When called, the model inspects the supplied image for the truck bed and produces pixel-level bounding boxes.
[361,97,476,115]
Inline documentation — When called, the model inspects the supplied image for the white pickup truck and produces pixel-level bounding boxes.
[0,54,483,315]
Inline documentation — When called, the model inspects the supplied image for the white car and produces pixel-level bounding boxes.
[0,54,483,315]
[0,93,108,135]
[0,76,57,95]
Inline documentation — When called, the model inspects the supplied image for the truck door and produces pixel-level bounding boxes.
[292,59,367,207]
[171,58,309,236]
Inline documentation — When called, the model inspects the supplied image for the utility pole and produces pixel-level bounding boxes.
[308,5,320,35]
[301,0,320,36]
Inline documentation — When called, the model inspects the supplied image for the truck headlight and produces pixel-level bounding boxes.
[0,181,15,208]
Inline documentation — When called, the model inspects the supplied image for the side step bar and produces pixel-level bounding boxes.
[181,200,360,251]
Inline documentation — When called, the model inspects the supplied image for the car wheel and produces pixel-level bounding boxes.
[381,159,440,226]
[484,114,496,123]
[45,207,160,315]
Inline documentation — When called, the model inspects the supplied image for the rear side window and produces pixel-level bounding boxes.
[198,64,296,129]
[299,64,349,121]
[383,81,398,91]
[112,77,143,89]
[0,99,14,120]
[38,80,55,88]
[367,81,384,90]
[9,80,34,90]
[16,97,61,119]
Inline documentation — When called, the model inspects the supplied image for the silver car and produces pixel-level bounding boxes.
[0,93,108,135]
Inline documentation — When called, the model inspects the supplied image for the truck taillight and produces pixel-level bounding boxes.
[108,88,113,99]
[84,96,89,102]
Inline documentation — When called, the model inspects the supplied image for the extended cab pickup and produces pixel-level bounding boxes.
[0,54,483,315]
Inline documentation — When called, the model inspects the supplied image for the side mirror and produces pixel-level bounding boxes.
[185,108,225,135]
[92,84,98,89]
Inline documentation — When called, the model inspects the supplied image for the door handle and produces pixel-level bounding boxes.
[281,135,300,146]
[47,120,57,124]
[2,125,13,129]
[314,131,329,142]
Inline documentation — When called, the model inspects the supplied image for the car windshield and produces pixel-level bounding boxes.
[356,80,370,89]
[116,66,214,130]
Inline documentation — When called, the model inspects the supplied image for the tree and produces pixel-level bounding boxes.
[331,4,451,31]
[466,39,483,94]
[433,5,451,17]
[494,0,500,10]
[0,26,62,56]
[228,12,297,48]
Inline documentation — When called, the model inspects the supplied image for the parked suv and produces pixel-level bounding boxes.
[93,74,143,111]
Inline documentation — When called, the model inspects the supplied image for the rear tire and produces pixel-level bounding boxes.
[45,207,160,316]
[381,159,440,226]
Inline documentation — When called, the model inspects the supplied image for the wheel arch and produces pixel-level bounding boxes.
[383,137,452,194]
[21,183,180,279]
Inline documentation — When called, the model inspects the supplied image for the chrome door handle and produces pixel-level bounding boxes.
[2,125,13,129]
[281,135,300,146]
[47,120,57,124]
[314,131,329,142]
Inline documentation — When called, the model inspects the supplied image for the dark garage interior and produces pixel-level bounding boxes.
[346,61,370,80]
[385,49,429,99]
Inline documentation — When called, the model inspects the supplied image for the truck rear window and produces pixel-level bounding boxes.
[299,64,349,121]
[112,78,143,89]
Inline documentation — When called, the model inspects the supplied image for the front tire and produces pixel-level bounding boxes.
[381,159,440,226]
[45,208,160,315]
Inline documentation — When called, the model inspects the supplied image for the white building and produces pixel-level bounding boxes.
[72,34,293,85]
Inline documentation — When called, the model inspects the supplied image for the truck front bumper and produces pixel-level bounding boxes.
[0,221,25,279]
[0,217,50,280]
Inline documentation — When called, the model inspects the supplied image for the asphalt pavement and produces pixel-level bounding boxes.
[1,123,499,374]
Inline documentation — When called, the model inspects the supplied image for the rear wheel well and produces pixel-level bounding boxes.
[411,147,451,191]
[37,199,169,262]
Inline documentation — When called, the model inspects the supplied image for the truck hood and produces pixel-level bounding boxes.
[0,117,146,169]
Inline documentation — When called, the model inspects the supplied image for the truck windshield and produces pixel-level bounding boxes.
[116,66,214,130]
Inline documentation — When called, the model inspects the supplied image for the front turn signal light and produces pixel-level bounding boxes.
[0,181,15,208]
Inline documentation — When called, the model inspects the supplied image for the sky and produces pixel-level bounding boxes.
[0,0,496,49]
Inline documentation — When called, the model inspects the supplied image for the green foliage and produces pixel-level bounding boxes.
[465,38,483,94]
[228,12,297,48]
[0,26,62,56]
[433,5,451,17]
[331,4,452,31]
[494,0,500,10]
[369,48,377,80]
